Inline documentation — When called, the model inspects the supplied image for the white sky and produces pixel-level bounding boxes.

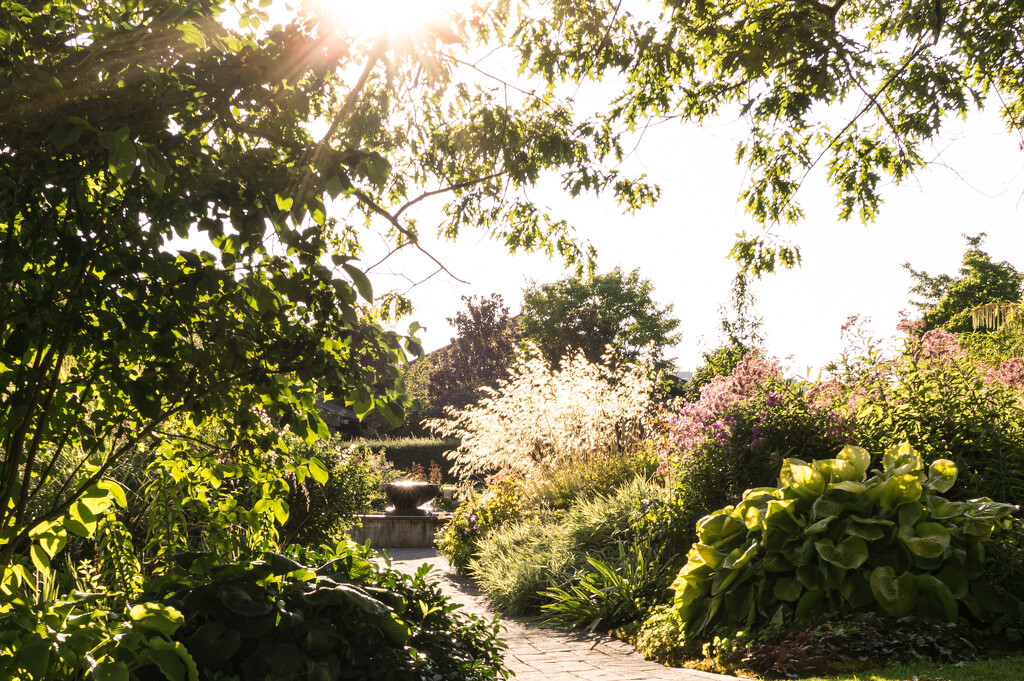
[364,99,1024,375]
[236,1,1024,376]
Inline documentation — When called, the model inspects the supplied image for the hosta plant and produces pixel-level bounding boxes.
[671,444,1020,637]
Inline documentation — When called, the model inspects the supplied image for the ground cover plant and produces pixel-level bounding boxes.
[670,444,1020,636]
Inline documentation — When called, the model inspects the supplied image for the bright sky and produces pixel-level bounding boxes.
[366,97,1024,376]
[272,1,1024,375]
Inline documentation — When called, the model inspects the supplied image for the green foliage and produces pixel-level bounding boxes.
[280,441,392,547]
[625,604,698,669]
[679,343,749,403]
[664,351,855,546]
[141,546,509,681]
[428,294,520,412]
[471,476,664,616]
[736,613,976,679]
[1,0,654,568]
[354,437,459,481]
[0,571,195,681]
[671,445,1020,637]
[519,267,680,373]
[838,333,1024,504]
[905,234,1023,333]
[538,542,653,632]
[514,0,1024,271]
[799,654,1024,681]
[1,543,510,681]
[436,477,524,573]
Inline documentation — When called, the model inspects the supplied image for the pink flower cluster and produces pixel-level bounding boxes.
[920,328,965,360]
[986,357,1024,392]
[665,350,783,453]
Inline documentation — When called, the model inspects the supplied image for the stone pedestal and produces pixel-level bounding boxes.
[349,514,446,548]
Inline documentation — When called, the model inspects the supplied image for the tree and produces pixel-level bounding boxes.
[905,234,1023,333]
[511,1,1024,271]
[519,268,680,372]
[428,294,519,411]
[682,273,765,401]
[0,1,646,566]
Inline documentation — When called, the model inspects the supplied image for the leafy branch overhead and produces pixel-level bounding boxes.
[513,0,1024,271]
[0,0,649,563]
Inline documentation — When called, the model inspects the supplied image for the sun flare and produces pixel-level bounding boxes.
[305,0,477,42]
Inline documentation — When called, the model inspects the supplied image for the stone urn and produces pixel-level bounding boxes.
[383,481,440,516]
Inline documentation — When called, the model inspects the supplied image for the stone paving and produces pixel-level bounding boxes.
[382,548,735,681]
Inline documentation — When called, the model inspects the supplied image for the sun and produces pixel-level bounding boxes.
[302,0,478,44]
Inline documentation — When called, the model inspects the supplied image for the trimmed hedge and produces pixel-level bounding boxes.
[352,438,459,480]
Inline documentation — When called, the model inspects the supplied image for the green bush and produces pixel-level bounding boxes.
[280,441,397,546]
[671,444,1020,637]
[837,329,1024,504]
[624,604,697,668]
[436,476,524,573]
[354,437,459,480]
[145,544,510,681]
[524,443,661,512]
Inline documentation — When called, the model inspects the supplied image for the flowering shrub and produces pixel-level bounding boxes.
[426,346,660,478]
[831,328,1024,504]
[659,351,855,546]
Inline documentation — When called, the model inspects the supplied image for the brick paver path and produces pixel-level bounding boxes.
[383,548,734,681]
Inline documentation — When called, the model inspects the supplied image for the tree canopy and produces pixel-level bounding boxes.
[519,268,680,372]
[428,294,520,412]
[905,234,1023,333]
[512,0,1024,271]
[0,0,649,564]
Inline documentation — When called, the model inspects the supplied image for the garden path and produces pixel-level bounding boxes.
[383,548,734,681]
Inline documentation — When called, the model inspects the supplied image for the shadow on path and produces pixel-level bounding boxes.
[381,548,735,681]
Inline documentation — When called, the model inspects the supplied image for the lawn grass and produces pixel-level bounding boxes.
[799,654,1024,681]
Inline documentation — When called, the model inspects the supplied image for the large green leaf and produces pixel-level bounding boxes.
[926,459,958,494]
[696,510,746,546]
[882,444,924,477]
[815,536,869,569]
[880,474,923,511]
[129,602,185,636]
[870,567,918,617]
[787,463,826,499]
[690,543,729,570]
[836,445,871,478]
[795,589,825,620]
[898,522,951,559]
[217,582,274,617]
[186,621,242,670]
[914,574,958,622]
[772,576,802,602]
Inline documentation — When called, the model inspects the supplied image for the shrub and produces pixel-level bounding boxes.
[835,328,1024,504]
[427,347,660,478]
[436,477,524,573]
[523,442,661,512]
[538,542,654,632]
[143,544,510,681]
[280,441,395,546]
[354,437,459,481]
[671,444,1020,638]
[659,351,855,560]
[737,613,976,678]
[625,604,698,668]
